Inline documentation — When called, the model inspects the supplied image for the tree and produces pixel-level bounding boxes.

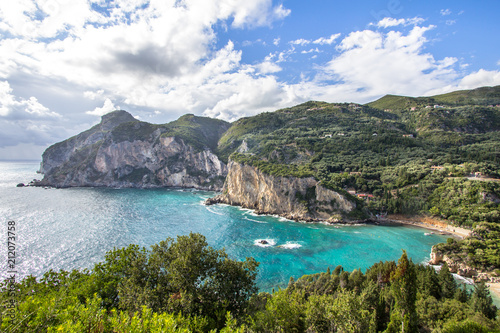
[438,262,457,299]
[386,251,418,333]
[470,281,497,319]
[93,233,258,329]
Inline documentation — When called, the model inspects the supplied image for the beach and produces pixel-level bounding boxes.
[382,214,472,239]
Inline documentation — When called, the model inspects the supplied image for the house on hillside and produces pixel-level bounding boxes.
[402,134,414,138]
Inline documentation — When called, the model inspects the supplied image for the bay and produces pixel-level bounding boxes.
[0,161,448,291]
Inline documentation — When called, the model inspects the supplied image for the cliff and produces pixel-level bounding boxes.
[37,111,230,190]
[206,160,358,222]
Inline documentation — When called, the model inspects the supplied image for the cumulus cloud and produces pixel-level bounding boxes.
[86,98,120,116]
[458,69,500,89]
[0,81,60,118]
[0,2,499,160]
[298,25,463,102]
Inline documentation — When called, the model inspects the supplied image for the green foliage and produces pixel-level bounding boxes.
[435,222,500,271]
[427,179,500,226]
[3,249,500,332]
[0,233,257,332]
[163,114,231,152]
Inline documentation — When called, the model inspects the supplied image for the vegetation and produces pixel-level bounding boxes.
[2,243,499,332]
[434,223,500,272]
[215,86,500,228]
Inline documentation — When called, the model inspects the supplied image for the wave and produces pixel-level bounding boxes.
[205,206,224,216]
[244,217,267,224]
[254,239,276,247]
[278,242,302,249]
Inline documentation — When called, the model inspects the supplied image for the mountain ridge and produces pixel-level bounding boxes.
[36,85,500,223]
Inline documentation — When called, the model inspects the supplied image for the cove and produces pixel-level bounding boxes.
[0,161,448,291]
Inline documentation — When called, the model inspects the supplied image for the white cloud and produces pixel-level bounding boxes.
[299,25,462,103]
[0,1,498,160]
[256,61,282,74]
[457,69,500,89]
[83,89,104,100]
[446,20,456,26]
[440,9,452,16]
[301,48,320,54]
[290,38,310,46]
[313,34,341,45]
[0,81,60,118]
[375,17,425,28]
[86,98,119,116]
[376,17,406,28]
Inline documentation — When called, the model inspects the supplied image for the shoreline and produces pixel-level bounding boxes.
[487,283,500,307]
[379,215,472,239]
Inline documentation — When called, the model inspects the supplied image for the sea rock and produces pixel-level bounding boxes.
[36,111,230,190]
[16,183,25,187]
[207,160,356,222]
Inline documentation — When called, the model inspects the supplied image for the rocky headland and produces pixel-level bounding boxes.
[35,111,230,190]
[205,160,358,222]
[430,245,500,284]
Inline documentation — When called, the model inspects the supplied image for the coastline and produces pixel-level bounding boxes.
[487,283,500,307]
[380,214,472,239]
[383,215,500,305]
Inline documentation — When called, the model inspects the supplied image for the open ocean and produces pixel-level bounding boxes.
[0,161,449,291]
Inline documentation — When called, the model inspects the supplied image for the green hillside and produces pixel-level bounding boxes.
[368,85,500,110]
[217,89,500,227]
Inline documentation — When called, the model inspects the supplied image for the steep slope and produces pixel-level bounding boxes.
[207,160,357,222]
[37,111,230,190]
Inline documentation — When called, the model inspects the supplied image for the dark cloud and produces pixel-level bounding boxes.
[100,45,187,77]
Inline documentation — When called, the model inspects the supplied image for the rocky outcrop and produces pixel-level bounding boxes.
[37,111,229,190]
[430,246,500,283]
[206,160,357,222]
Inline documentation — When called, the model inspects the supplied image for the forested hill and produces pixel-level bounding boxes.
[217,86,500,226]
[367,85,500,110]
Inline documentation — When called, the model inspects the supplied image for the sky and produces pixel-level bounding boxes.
[0,0,499,160]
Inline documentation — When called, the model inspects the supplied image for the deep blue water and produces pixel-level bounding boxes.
[0,161,449,291]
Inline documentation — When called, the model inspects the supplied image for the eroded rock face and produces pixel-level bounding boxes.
[37,111,228,190]
[207,160,356,222]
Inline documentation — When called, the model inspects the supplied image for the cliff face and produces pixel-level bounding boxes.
[207,160,357,222]
[38,111,229,190]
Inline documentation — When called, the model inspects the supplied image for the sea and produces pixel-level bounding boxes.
[0,161,450,291]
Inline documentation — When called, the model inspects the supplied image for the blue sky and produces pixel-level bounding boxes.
[0,0,499,160]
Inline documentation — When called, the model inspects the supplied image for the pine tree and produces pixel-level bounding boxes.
[386,250,418,333]
[470,281,497,319]
[438,262,457,299]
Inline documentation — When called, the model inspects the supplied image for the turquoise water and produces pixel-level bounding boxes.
[0,161,449,291]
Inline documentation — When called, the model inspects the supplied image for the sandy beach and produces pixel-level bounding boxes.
[381,214,472,239]
[487,283,500,306]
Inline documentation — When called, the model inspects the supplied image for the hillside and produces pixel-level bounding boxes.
[36,86,500,225]
[367,85,500,110]
[215,88,500,226]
